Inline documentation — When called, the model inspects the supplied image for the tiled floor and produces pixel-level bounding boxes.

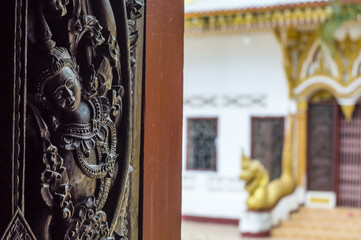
[181,221,279,240]
[181,207,361,240]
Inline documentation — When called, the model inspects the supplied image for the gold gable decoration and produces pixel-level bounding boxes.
[276,25,361,99]
[280,22,361,185]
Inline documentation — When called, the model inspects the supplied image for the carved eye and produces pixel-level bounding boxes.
[55,90,63,100]
[66,79,74,88]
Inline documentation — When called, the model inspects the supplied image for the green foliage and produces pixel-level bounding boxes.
[320,0,361,56]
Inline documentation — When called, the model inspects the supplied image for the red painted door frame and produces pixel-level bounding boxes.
[142,0,184,239]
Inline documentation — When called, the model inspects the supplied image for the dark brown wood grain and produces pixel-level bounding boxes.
[142,0,184,238]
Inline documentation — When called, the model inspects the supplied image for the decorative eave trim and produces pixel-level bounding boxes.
[185,0,361,18]
[185,6,331,36]
[185,2,329,18]
[185,0,361,36]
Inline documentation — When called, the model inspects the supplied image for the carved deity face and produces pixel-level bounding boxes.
[44,66,81,112]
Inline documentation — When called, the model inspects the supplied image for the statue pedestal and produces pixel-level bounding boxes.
[240,211,272,237]
[240,187,302,237]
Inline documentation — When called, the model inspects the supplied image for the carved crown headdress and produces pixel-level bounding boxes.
[34,46,78,96]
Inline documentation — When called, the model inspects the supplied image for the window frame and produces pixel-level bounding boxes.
[186,117,218,171]
[250,116,285,180]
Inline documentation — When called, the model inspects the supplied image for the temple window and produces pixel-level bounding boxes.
[186,118,217,171]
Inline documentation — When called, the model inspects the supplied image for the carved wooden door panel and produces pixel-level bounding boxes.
[307,101,338,191]
[338,104,361,207]
[0,0,144,239]
[251,117,284,181]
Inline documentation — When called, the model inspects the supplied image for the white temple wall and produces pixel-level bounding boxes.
[182,31,290,219]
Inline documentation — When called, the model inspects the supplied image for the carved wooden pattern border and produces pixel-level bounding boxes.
[1,208,36,240]
[13,0,28,215]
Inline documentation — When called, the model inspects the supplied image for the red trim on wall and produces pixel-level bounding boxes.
[241,231,271,238]
[182,215,239,225]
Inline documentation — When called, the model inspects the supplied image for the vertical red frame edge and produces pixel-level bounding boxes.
[141,0,184,239]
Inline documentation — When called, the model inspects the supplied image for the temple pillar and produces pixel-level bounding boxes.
[296,99,308,187]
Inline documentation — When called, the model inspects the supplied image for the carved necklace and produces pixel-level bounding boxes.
[56,96,118,208]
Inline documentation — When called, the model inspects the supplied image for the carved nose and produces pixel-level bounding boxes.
[64,87,75,105]
[63,87,73,98]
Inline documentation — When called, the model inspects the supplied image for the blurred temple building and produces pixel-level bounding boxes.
[182,0,361,238]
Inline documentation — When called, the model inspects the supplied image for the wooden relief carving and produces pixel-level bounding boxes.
[2,209,37,240]
[2,0,144,239]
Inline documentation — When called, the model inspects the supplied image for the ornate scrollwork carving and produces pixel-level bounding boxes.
[126,0,144,20]
[71,15,105,52]
[43,0,70,17]
[40,143,74,221]
[65,197,111,240]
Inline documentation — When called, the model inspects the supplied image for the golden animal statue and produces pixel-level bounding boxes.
[240,155,270,209]
[240,115,296,210]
